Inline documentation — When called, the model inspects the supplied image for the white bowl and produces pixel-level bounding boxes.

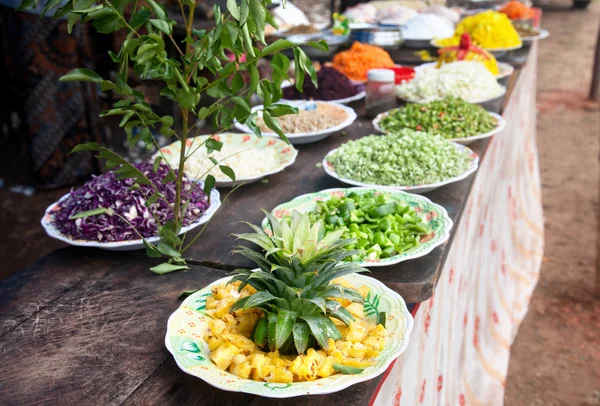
[372,110,506,145]
[322,142,480,194]
[41,184,221,251]
[234,101,357,145]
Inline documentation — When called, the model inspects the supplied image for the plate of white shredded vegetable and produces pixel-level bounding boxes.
[155,133,298,187]
[396,61,507,104]
[322,130,480,193]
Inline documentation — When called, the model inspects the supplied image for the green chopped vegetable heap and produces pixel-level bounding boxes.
[379,97,498,139]
[326,130,474,187]
[301,191,431,262]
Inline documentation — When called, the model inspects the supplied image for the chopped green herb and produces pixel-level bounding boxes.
[327,130,473,187]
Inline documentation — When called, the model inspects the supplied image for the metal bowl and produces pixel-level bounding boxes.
[350,26,403,50]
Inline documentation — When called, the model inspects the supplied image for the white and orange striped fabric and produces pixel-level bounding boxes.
[374,43,544,406]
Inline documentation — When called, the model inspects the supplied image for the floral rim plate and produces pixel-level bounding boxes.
[415,61,514,80]
[40,184,221,251]
[520,29,550,42]
[165,273,414,398]
[372,111,506,145]
[262,187,453,267]
[155,133,298,187]
[233,101,358,145]
[322,143,479,194]
[430,38,523,52]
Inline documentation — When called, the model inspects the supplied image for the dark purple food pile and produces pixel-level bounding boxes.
[283,66,360,101]
[51,163,210,242]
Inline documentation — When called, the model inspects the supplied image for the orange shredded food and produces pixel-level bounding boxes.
[499,1,534,20]
[332,42,395,82]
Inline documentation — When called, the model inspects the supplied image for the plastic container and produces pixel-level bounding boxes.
[388,66,416,85]
[365,69,396,118]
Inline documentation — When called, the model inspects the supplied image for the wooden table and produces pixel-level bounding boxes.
[0,48,530,405]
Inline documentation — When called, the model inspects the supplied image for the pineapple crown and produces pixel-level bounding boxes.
[227,210,369,354]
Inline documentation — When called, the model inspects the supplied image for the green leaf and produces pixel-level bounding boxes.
[68,207,111,220]
[262,111,289,143]
[143,240,162,258]
[67,13,80,34]
[150,262,189,274]
[203,174,216,196]
[156,241,181,257]
[299,315,330,350]
[267,312,277,352]
[160,115,174,127]
[306,39,329,52]
[243,291,277,310]
[192,28,206,38]
[130,8,151,29]
[239,0,249,23]
[93,14,126,34]
[175,88,196,109]
[149,19,172,35]
[249,0,266,43]
[268,104,297,118]
[293,48,306,92]
[40,0,64,17]
[230,73,244,94]
[275,308,297,350]
[146,0,166,19]
[231,96,250,114]
[17,0,38,12]
[248,64,259,94]
[377,311,387,327]
[227,0,240,20]
[292,321,310,355]
[333,364,365,374]
[206,138,223,153]
[244,114,262,138]
[251,316,268,347]
[261,39,294,56]
[219,165,236,182]
[178,289,199,299]
[59,68,102,83]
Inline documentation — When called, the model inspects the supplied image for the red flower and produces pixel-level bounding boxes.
[493,312,499,324]
[268,139,277,146]
[459,394,466,406]
[424,313,431,334]
[437,375,443,392]
[393,387,402,406]
[242,135,251,142]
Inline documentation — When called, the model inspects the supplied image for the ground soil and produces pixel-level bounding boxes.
[0,1,599,405]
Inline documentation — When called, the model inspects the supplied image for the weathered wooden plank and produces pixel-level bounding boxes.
[0,249,230,406]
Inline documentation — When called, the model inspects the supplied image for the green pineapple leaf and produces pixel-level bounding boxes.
[292,321,310,355]
[299,314,331,350]
[267,312,277,352]
[275,308,297,350]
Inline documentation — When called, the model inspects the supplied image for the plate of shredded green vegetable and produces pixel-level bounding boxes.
[323,130,479,193]
[263,188,452,267]
[372,98,506,145]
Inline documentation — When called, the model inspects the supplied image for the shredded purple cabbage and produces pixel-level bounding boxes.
[51,162,210,242]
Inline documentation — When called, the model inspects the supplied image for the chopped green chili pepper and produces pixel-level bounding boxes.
[284,191,431,262]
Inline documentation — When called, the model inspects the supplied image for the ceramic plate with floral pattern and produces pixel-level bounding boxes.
[165,273,413,398]
[155,133,298,187]
[263,188,453,267]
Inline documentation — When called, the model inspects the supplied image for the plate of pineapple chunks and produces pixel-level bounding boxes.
[165,212,414,397]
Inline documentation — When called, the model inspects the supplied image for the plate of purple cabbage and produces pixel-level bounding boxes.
[40,162,221,251]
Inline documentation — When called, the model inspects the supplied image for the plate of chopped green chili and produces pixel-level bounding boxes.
[322,130,479,193]
[264,188,452,267]
[372,98,506,145]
